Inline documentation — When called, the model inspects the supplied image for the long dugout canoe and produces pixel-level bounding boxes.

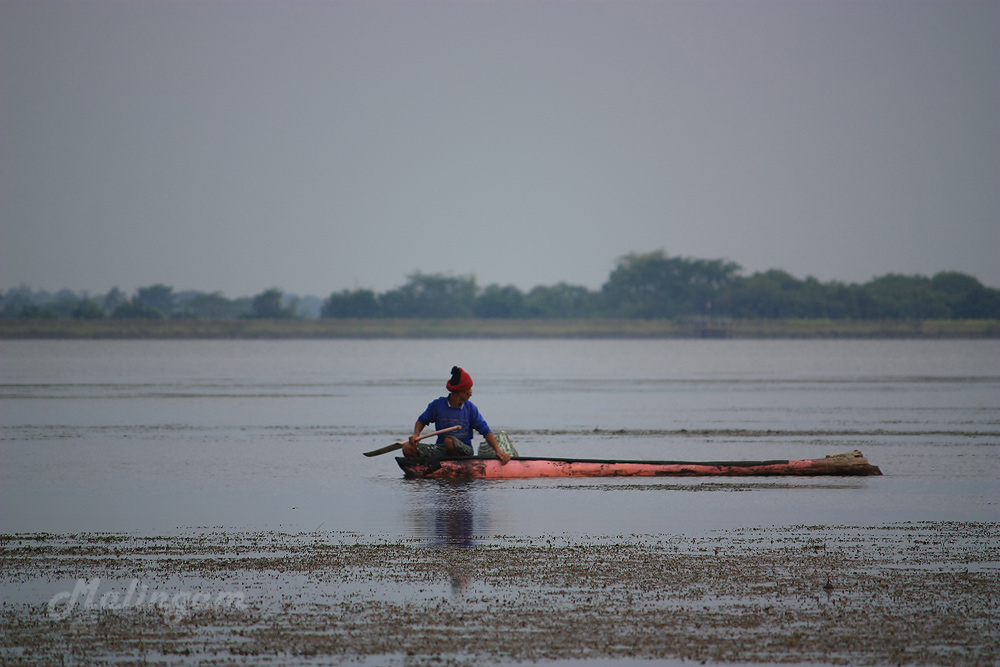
[396,450,882,479]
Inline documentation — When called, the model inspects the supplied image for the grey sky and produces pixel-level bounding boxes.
[2,0,997,298]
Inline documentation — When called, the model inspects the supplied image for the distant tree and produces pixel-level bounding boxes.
[524,283,601,318]
[175,291,248,319]
[284,294,302,318]
[1,286,37,318]
[104,287,128,313]
[296,295,323,319]
[44,290,85,319]
[811,280,871,319]
[71,299,106,319]
[18,304,58,319]
[930,272,1000,319]
[790,277,830,318]
[113,299,164,319]
[135,284,175,317]
[721,270,803,318]
[321,289,382,318]
[381,273,478,318]
[602,250,741,318]
[4,250,995,325]
[248,288,296,319]
[475,285,526,318]
[861,274,950,319]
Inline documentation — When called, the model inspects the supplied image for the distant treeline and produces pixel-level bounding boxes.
[3,251,999,321]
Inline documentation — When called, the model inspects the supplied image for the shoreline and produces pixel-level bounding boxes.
[1,317,998,339]
[2,522,996,666]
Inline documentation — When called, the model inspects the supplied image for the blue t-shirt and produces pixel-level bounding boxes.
[418,397,492,445]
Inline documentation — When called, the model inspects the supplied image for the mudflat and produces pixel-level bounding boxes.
[3,521,996,666]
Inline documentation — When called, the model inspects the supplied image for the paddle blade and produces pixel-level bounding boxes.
[363,442,404,457]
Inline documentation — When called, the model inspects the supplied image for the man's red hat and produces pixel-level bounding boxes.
[446,366,473,393]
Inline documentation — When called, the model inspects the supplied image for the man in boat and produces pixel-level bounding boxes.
[404,366,511,464]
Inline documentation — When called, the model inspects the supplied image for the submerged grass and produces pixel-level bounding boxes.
[1,317,998,339]
[2,522,996,666]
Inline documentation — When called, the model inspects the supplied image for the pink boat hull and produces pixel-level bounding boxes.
[396,450,882,479]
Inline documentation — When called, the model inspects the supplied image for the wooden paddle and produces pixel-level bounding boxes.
[363,425,461,457]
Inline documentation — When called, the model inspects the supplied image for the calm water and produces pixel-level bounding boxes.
[1,339,997,537]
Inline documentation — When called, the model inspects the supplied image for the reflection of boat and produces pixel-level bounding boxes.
[396,450,882,479]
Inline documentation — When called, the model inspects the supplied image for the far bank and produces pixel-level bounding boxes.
[1,318,998,339]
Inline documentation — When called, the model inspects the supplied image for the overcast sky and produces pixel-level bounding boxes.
[2,0,997,298]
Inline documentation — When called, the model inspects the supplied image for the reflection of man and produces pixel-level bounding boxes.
[403,366,511,464]
[437,494,475,549]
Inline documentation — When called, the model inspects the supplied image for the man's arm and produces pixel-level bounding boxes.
[407,421,426,448]
[401,421,427,457]
[484,431,510,464]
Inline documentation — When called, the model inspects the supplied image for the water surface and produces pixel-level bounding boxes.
[1,339,997,537]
